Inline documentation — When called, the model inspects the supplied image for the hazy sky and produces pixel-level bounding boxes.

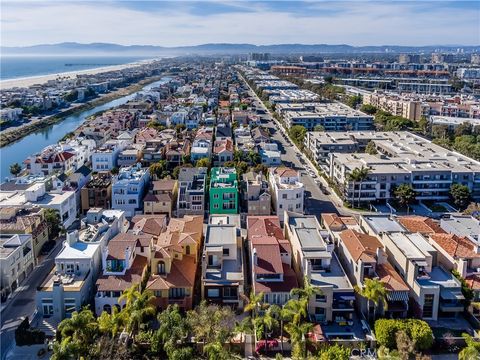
[1,0,479,47]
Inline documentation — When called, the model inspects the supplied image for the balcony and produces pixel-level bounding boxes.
[439,302,464,312]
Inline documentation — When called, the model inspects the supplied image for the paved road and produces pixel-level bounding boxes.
[239,74,348,218]
[0,240,63,359]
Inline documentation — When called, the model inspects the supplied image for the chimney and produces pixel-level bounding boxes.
[66,230,78,246]
[376,247,388,265]
[124,246,131,269]
[252,247,258,266]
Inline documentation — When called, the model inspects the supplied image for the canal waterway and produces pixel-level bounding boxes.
[0,77,170,179]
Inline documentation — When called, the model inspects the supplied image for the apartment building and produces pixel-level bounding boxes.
[25,147,76,176]
[284,212,355,325]
[146,215,203,311]
[201,215,245,309]
[91,140,126,172]
[242,171,271,216]
[323,131,480,204]
[143,180,178,217]
[360,215,464,321]
[269,167,304,223]
[0,234,34,299]
[209,167,239,214]
[363,91,423,121]
[0,207,49,259]
[111,165,150,217]
[95,232,152,314]
[247,216,298,305]
[282,103,374,131]
[177,167,207,217]
[268,89,320,104]
[80,174,112,214]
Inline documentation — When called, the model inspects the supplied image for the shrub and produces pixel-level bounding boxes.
[374,318,433,351]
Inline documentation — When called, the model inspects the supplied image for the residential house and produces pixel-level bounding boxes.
[201,215,245,309]
[146,215,203,311]
[111,165,150,217]
[213,139,234,166]
[247,216,298,305]
[81,174,112,214]
[269,167,304,223]
[242,171,271,215]
[0,207,49,259]
[144,180,178,217]
[95,232,152,314]
[209,167,239,214]
[284,212,355,325]
[0,234,34,299]
[259,143,282,166]
[177,167,207,217]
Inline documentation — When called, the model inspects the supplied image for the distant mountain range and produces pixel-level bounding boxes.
[2,42,479,56]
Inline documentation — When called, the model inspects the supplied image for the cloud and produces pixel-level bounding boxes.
[1,1,478,47]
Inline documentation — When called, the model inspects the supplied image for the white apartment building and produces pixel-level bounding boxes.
[92,140,127,172]
[111,165,150,217]
[268,167,304,223]
[316,131,480,204]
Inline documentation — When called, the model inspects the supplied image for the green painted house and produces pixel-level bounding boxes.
[209,167,239,214]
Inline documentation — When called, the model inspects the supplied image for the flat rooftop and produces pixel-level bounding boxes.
[205,224,237,246]
[310,253,352,290]
[363,215,406,234]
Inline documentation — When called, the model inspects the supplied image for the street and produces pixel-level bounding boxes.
[0,240,62,359]
[240,73,351,218]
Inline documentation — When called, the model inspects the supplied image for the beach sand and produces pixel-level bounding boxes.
[0,60,153,90]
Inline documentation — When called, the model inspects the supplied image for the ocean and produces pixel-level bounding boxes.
[0,55,152,80]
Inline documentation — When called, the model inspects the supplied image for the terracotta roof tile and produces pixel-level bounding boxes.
[339,229,382,263]
[132,215,167,237]
[96,256,147,291]
[376,262,409,292]
[398,216,445,235]
[430,233,480,259]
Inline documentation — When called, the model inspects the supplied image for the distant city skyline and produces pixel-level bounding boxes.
[1,1,479,48]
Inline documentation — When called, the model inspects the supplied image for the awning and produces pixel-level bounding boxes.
[387,291,409,302]
[440,289,465,300]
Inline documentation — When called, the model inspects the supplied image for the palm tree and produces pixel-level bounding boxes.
[254,305,279,353]
[118,283,140,309]
[354,278,388,322]
[347,166,370,208]
[9,163,21,177]
[125,290,156,341]
[234,316,253,344]
[290,276,322,302]
[244,291,266,319]
[98,305,125,338]
[283,298,308,327]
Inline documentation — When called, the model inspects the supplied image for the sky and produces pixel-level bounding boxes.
[1,0,479,47]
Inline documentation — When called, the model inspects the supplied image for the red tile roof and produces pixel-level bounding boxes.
[466,273,480,290]
[106,233,153,260]
[214,138,234,154]
[147,255,197,291]
[430,233,480,259]
[398,216,445,235]
[96,256,147,291]
[376,262,409,292]
[339,229,383,263]
[254,264,298,293]
[131,215,167,237]
[271,167,298,178]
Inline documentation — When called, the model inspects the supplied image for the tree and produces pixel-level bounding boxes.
[196,157,210,168]
[254,305,279,352]
[44,208,62,238]
[123,289,156,341]
[450,183,471,210]
[346,95,362,109]
[288,125,307,149]
[175,124,186,133]
[394,184,416,211]
[347,166,370,208]
[360,104,378,115]
[154,305,190,358]
[365,141,378,155]
[313,125,325,132]
[355,278,387,322]
[118,283,141,309]
[318,344,350,360]
[233,150,244,163]
[9,163,22,177]
[53,307,99,360]
[396,330,415,360]
[110,166,119,175]
[431,124,449,139]
[459,333,480,360]
[149,160,168,179]
[247,150,261,165]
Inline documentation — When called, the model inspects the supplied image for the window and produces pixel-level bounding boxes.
[214,194,219,199]
[223,287,237,298]
[185,245,191,255]
[223,248,230,256]
[207,288,220,298]
[64,298,77,316]
[169,288,186,299]
[316,294,326,303]
[282,194,287,199]
[158,261,166,275]
[423,294,434,318]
